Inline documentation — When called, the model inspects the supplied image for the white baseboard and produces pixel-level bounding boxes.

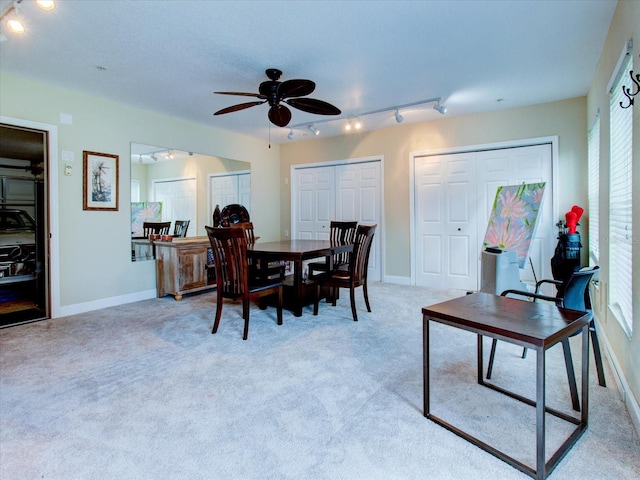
[594,315,640,439]
[383,275,412,285]
[57,289,157,318]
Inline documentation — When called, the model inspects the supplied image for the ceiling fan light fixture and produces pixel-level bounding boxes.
[287,128,294,140]
[394,109,404,123]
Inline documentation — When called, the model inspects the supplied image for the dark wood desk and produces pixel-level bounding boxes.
[248,240,353,317]
[422,292,589,480]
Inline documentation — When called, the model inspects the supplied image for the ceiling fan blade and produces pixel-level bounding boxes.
[278,79,315,99]
[214,101,266,115]
[214,91,265,98]
[268,105,292,127]
[285,98,341,116]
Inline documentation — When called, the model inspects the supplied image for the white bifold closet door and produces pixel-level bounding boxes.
[414,143,553,291]
[293,160,382,281]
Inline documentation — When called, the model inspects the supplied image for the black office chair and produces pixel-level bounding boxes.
[486,266,602,411]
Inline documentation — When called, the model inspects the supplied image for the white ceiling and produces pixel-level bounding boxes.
[0,0,617,144]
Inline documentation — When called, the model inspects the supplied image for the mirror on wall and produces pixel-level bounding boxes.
[130,143,251,262]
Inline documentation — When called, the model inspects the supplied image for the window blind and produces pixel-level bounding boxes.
[608,50,633,333]
[587,114,600,264]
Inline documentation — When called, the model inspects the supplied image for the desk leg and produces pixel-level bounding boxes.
[536,348,546,479]
[423,315,430,417]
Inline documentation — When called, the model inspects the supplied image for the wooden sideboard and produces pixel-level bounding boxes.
[155,237,215,300]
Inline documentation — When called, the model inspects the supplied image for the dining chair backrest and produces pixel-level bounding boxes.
[330,221,358,265]
[230,222,256,244]
[349,224,376,284]
[142,221,171,237]
[173,220,190,238]
[206,226,249,297]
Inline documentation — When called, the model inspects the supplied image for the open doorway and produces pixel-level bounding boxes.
[0,124,50,327]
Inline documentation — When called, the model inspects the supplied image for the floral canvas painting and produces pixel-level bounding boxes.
[483,183,546,268]
[131,202,163,237]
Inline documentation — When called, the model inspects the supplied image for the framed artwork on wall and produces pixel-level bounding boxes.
[83,151,119,211]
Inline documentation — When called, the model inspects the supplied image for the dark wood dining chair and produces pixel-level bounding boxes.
[486,266,602,411]
[230,221,256,244]
[308,221,358,277]
[142,221,171,237]
[173,220,190,237]
[313,224,376,322]
[205,226,283,340]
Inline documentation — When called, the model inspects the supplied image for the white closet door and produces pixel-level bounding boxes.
[336,162,382,280]
[415,152,478,290]
[294,166,335,240]
[153,178,197,236]
[476,144,553,287]
[293,161,382,281]
[211,175,239,209]
[414,143,553,291]
[238,173,251,209]
[210,172,252,217]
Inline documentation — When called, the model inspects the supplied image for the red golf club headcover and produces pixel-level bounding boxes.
[571,205,584,223]
[566,211,578,234]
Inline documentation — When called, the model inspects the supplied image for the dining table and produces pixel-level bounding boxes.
[247,239,354,316]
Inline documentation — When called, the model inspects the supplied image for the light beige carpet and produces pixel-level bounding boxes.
[1,282,638,479]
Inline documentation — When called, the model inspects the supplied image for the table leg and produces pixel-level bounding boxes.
[293,258,303,317]
[536,348,546,479]
[423,316,430,417]
[477,334,484,384]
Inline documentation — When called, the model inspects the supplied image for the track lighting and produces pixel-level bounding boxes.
[36,0,55,10]
[433,102,447,115]
[289,97,444,139]
[1,0,55,36]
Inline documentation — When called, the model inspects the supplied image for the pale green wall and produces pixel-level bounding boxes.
[280,97,587,278]
[0,72,281,308]
[586,0,640,414]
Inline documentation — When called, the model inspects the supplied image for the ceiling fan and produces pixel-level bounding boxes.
[213,68,341,127]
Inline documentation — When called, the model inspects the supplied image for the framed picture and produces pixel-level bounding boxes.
[83,151,119,211]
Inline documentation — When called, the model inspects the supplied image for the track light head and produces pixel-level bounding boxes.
[434,103,447,115]
[287,128,294,140]
[394,110,404,123]
[354,118,362,130]
[309,124,319,135]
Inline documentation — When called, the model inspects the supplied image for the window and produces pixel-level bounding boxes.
[587,113,600,264]
[608,41,633,334]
